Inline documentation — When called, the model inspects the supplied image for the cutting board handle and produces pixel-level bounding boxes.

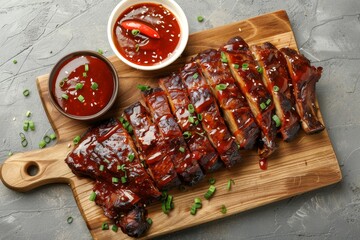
[0,143,73,192]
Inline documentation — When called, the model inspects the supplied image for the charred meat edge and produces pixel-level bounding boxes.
[222,36,277,158]
[280,47,325,134]
[180,61,242,168]
[158,73,222,173]
[251,42,300,141]
[195,49,260,149]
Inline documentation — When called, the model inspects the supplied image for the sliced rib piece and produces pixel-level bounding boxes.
[221,36,277,158]
[94,180,150,238]
[280,47,325,134]
[251,43,300,141]
[141,88,205,185]
[123,102,181,190]
[158,73,221,173]
[65,118,161,201]
[180,62,242,168]
[195,49,260,149]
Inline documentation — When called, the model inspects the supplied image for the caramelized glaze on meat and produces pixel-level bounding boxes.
[251,43,300,141]
[159,73,221,172]
[196,49,260,149]
[180,62,242,168]
[222,36,277,158]
[280,47,325,134]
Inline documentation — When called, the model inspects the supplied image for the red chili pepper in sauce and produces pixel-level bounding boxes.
[121,20,160,39]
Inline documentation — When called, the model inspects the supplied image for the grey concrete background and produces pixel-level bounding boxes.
[1,0,359,239]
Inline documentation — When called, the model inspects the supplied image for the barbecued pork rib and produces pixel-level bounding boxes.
[159,73,222,173]
[280,47,325,134]
[141,88,205,185]
[195,49,260,149]
[65,118,161,201]
[123,102,181,190]
[180,62,242,168]
[251,43,300,141]
[94,180,150,238]
[221,36,277,158]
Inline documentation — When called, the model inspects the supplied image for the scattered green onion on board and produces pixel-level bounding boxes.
[19,132,28,147]
[221,204,227,214]
[137,84,151,91]
[43,135,51,144]
[89,191,96,201]
[13,59,18,64]
[97,49,104,55]
[146,218,153,225]
[73,135,81,144]
[227,179,235,191]
[23,121,29,131]
[38,140,46,149]
[204,185,216,200]
[67,216,73,224]
[208,177,216,185]
[26,111,31,117]
[29,120,35,131]
[197,16,204,22]
[111,225,118,232]
[49,133,56,140]
[101,222,109,230]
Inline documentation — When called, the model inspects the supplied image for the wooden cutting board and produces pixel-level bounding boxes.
[0,10,342,239]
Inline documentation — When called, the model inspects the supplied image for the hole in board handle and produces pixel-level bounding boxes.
[25,162,39,176]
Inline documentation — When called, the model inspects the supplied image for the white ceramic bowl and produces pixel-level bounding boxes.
[107,0,189,71]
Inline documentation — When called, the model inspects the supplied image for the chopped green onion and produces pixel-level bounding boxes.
[29,120,35,131]
[23,121,29,131]
[91,82,98,90]
[242,63,249,70]
[195,120,199,125]
[83,72,87,77]
[13,59,17,64]
[233,64,240,69]
[237,143,240,149]
[128,153,135,162]
[89,191,96,201]
[19,132,28,147]
[188,116,195,123]
[266,99,271,105]
[8,151,13,156]
[97,49,104,55]
[135,44,140,52]
[220,52,228,63]
[273,85,279,92]
[127,125,133,134]
[117,164,125,171]
[123,121,130,129]
[227,179,235,191]
[112,177,119,183]
[84,64,89,72]
[193,73,199,79]
[61,93,69,100]
[197,113,202,121]
[78,95,85,102]
[190,204,197,215]
[257,66,263,73]
[162,202,169,214]
[183,131,192,139]
[194,197,202,209]
[188,104,195,113]
[119,116,125,123]
[23,89,30,97]
[120,176,127,184]
[73,135,81,144]
[59,80,65,87]
[195,131,205,137]
[260,102,266,110]
[75,83,84,90]
[111,225,118,232]
[67,216,73,224]
[101,222,109,230]
[39,140,46,149]
[208,177,216,185]
[132,29,140,35]
[99,165,105,171]
[221,204,227,214]
[197,16,204,22]
[204,185,216,200]
[272,114,281,127]
[179,146,185,153]
[104,159,110,164]
[137,84,150,91]
[49,133,56,140]
[26,111,31,117]
[165,195,173,210]
[216,83,227,90]
[43,135,51,144]
[146,218,153,225]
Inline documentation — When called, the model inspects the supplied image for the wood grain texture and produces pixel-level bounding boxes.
[0,10,341,239]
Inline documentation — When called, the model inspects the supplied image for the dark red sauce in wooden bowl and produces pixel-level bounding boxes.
[50,52,117,118]
[113,3,181,66]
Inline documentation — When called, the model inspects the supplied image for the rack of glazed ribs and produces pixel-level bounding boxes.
[64,36,325,238]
